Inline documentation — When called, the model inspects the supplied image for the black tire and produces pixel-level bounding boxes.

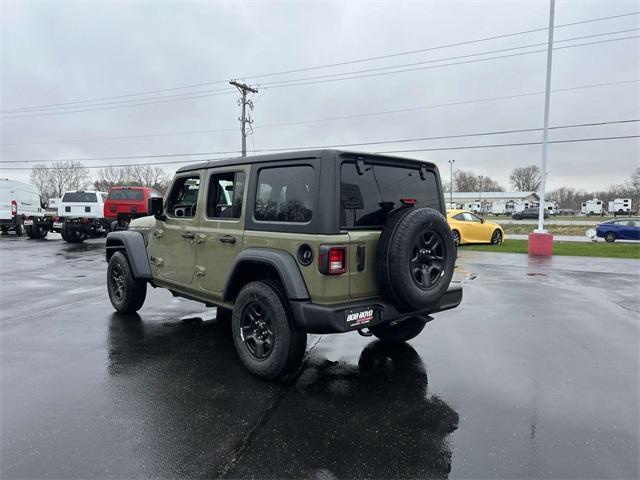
[0,227,7,234]
[451,229,461,246]
[604,232,616,243]
[107,251,147,313]
[377,207,456,311]
[61,224,86,243]
[370,316,428,343]
[26,224,48,239]
[490,229,503,245]
[231,280,307,379]
[14,220,24,236]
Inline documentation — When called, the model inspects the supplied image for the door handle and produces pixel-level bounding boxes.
[181,231,195,239]
[219,235,236,244]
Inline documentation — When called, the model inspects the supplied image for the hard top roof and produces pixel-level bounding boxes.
[176,149,436,173]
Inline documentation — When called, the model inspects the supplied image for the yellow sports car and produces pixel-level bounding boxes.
[447,209,504,246]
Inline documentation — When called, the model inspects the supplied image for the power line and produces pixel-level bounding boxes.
[3,79,637,147]
[3,33,637,121]
[2,119,637,167]
[1,135,636,170]
[260,35,640,90]
[2,11,637,113]
[256,28,639,88]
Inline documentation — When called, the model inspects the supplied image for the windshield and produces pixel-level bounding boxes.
[340,161,441,229]
[108,189,144,200]
[62,192,97,203]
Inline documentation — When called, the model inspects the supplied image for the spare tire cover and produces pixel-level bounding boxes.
[377,207,455,311]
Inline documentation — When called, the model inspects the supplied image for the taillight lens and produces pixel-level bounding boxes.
[319,246,347,275]
[11,200,17,216]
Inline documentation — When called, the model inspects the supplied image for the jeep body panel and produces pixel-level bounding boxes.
[105,230,152,279]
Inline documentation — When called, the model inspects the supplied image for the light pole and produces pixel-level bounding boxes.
[478,175,484,215]
[448,159,455,207]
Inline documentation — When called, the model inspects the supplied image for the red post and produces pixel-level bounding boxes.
[528,232,553,256]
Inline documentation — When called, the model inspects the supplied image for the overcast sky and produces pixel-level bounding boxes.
[1,0,638,192]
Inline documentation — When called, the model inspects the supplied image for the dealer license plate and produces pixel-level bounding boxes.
[23,219,33,226]
[344,306,377,329]
[53,222,62,228]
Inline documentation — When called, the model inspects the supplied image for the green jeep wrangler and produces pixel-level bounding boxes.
[105,150,462,379]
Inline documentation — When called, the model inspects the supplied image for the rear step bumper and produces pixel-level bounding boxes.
[289,285,463,334]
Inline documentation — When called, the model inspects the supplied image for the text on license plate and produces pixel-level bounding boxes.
[23,219,33,226]
[53,222,62,228]
[345,307,376,328]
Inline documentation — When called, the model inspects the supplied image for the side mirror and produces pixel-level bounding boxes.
[480,217,485,224]
[148,197,165,220]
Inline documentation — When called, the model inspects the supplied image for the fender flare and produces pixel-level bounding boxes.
[105,230,152,279]
[223,248,310,302]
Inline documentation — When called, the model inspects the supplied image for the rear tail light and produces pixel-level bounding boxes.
[54,216,60,222]
[81,218,91,224]
[318,246,347,275]
[10,200,17,216]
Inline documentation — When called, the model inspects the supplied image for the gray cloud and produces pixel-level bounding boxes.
[1,0,638,191]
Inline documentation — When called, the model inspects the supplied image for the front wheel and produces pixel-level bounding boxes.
[370,316,428,342]
[232,281,307,379]
[604,232,616,243]
[490,229,503,245]
[107,251,147,313]
[451,229,461,246]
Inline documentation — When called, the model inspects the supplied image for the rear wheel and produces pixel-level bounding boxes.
[14,220,24,236]
[62,225,86,243]
[107,251,147,313]
[26,224,48,239]
[231,281,307,379]
[491,229,503,245]
[604,232,616,243]
[370,316,428,342]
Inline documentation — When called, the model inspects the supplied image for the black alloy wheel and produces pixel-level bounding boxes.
[110,263,126,303]
[491,229,503,245]
[410,229,446,290]
[240,301,275,360]
[451,230,460,246]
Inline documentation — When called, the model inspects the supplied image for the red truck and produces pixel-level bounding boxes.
[104,186,162,231]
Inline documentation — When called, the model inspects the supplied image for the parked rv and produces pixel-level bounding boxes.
[491,200,514,216]
[581,199,603,216]
[608,198,633,216]
[0,179,43,236]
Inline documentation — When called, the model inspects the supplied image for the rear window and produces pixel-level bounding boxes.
[340,161,441,229]
[62,192,97,203]
[107,189,144,200]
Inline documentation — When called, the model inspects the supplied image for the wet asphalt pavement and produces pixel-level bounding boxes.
[1,233,638,479]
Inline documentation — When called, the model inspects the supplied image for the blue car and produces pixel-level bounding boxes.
[596,217,640,242]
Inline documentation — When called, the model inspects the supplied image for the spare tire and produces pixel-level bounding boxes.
[377,207,455,311]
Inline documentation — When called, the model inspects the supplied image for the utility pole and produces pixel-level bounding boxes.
[478,175,484,215]
[229,80,258,157]
[536,0,555,233]
[448,159,455,207]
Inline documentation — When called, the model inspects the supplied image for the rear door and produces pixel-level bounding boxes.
[340,159,442,300]
[59,191,100,217]
[196,167,248,297]
[106,188,146,217]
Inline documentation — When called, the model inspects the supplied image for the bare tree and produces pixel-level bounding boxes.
[30,161,90,199]
[509,165,541,191]
[125,165,169,190]
[453,169,503,192]
[94,166,128,191]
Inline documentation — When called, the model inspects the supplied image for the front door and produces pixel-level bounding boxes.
[196,168,248,297]
[155,173,202,286]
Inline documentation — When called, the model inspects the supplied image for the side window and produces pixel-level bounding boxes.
[166,175,200,218]
[463,212,479,222]
[207,171,245,219]
[453,213,465,221]
[254,165,314,223]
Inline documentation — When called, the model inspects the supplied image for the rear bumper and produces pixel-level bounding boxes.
[289,285,463,334]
